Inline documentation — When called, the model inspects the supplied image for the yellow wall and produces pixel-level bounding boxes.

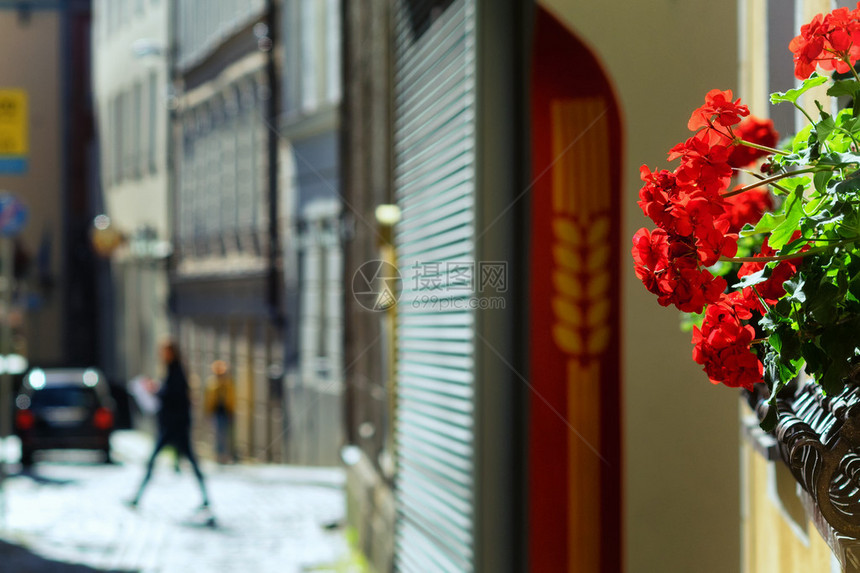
[741,436,835,573]
[0,10,63,364]
[738,1,835,571]
[539,1,742,571]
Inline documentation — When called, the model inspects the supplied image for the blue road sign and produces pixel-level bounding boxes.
[0,193,27,236]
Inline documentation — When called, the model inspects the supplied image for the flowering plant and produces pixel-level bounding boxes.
[633,5,860,430]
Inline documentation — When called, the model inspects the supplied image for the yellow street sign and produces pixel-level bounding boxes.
[0,90,28,156]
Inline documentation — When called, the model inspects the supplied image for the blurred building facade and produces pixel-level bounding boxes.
[279,0,344,466]
[90,0,347,465]
[170,0,286,461]
[0,0,98,368]
[91,0,172,388]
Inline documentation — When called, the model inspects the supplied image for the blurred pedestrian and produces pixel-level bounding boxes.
[204,360,236,464]
[128,340,210,510]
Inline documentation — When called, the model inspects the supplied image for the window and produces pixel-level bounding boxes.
[405,0,455,39]
[285,0,341,116]
[104,99,113,188]
[133,82,143,178]
[221,90,238,237]
[325,0,341,103]
[113,93,124,183]
[148,71,158,173]
[123,88,135,179]
[236,84,255,233]
[299,0,320,112]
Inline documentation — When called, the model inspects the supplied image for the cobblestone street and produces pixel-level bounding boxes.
[0,432,351,572]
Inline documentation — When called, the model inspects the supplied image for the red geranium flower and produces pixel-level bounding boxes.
[694,218,738,267]
[688,89,750,131]
[632,227,670,296]
[638,166,687,233]
[668,263,727,314]
[632,230,726,314]
[790,7,860,79]
[728,116,779,168]
[737,233,807,304]
[669,130,734,195]
[817,7,860,75]
[720,187,773,233]
[789,13,829,79]
[692,292,763,391]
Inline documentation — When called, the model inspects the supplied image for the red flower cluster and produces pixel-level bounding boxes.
[692,292,763,392]
[633,90,774,391]
[687,89,750,131]
[737,234,806,308]
[632,227,727,313]
[634,90,748,314]
[722,187,774,233]
[669,131,735,194]
[728,117,779,169]
[790,5,860,79]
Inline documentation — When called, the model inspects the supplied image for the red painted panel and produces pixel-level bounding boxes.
[528,7,623,572]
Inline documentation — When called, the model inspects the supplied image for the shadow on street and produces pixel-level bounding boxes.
[11,467,80,487]
[0,539,138,573]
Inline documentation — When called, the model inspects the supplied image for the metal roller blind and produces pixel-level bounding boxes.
[393,1,477,572]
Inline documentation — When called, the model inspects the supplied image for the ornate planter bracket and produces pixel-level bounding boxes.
[751,381,860,570]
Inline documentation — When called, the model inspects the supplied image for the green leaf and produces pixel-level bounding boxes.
[802,209,842,232]
[827,79,860,99]
[752,211,786,235]
[820,362,848,395]
[768,187,805,250]
[817,151,860,166]
[814,170,833,194]
[816,323,860,394]
[783,235,814,256]
[783,276,807,303]
[848,271,860,301]
[816,114,837,141]
[834,176,860,196]
[809,282,839,323]
[771,74,829,105]
[802,340,827,375]
[739,223,757,238]
[791,124,814,153]
[735,267,772,289]
[759,402,779,432]
[760,349,790,432]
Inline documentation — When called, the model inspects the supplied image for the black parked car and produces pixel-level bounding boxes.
[14,368,115,466]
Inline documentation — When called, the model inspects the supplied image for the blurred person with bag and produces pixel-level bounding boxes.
[204,360,236,464]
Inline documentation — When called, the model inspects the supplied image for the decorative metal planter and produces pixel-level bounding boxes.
[747,380,860,570]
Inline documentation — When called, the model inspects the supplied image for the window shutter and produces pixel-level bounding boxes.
[393,1,477,571]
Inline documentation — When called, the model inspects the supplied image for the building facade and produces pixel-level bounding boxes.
[0,0,97,369]
[171,0,287,461]
[91,0,172,387]
[279,0,343,466]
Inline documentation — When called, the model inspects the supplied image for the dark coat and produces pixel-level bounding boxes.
[157,361,192,438]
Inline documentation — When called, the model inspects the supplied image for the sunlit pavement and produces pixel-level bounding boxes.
[0,431,350,573]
